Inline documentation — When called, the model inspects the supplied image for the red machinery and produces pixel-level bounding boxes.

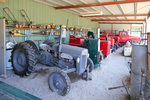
[117,31,141,43]
[69,33,102,68]
[110,38,116,52]
[69,35,84,46]
[101,30,141,45]
[114,36,120,44]
[100,35,114,55]
[100,40,111,57]
[110,38,114,46]
[69,33,111,58]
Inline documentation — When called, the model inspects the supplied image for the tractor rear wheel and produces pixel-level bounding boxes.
[25,40,39,55]
[11,42,38,76]
[87,58,94,72]
[48,68,71,96]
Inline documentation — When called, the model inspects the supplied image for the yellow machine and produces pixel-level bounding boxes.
[12,30,21,36]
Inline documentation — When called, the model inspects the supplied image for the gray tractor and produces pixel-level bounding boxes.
[11,26,94,96]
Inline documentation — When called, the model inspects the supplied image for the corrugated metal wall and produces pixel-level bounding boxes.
[100,24,131,32]
[0,0,98,30]
[0,0,99,43]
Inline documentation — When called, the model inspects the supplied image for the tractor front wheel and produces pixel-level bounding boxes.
[48,68,71,96]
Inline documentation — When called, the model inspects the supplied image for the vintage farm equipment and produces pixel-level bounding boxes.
[69,31,102,68]
[11,26,93,96]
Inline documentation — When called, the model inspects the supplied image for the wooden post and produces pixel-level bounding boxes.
[144,32,150,99]
[147,13,150,71]
[147,33,150,71]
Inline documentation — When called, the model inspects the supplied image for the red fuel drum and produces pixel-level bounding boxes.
[100,40,111,56]
[69,35,84,46]
[114,36,120,44]
[110,38,114,46]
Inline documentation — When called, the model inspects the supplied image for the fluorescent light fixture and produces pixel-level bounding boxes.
[80,11,103,16]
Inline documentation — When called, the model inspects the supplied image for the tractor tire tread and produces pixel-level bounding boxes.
[11,42,38,76]
[49,68,70,96]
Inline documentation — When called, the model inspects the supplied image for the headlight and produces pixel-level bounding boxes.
[87,54,89,57]
[77,58,80,63]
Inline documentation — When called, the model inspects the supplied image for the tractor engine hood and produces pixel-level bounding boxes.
[61,44,88,56]
[61,44,89,74]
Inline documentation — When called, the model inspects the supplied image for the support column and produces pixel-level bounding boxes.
[0,19,6,76]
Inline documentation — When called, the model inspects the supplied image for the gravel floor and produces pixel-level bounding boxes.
[0,47,131,100]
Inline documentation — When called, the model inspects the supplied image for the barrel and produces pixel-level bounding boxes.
[110,38,114,46]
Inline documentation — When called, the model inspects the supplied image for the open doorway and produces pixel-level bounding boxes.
[131,24,142,37]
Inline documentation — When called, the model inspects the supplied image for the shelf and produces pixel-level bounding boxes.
[6,35,28,37]
[5,27,62,38]
[31,35,49,36]
[6,34,50,37]
[6,27,60,30]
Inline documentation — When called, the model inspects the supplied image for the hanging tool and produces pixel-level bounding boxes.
[20,9,32,25]
[9,31,17,44]
[3,7,18,24]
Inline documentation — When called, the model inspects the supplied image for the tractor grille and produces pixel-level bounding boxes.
[77,49,88,75]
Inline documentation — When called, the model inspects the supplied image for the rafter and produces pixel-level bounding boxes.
[81,14,148,17]
[92,19,145,21]
[55,0,150,9]
[99,22,143,24]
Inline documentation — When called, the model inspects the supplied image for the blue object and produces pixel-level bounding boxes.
[48,29,53,39]
[27,29,32,40]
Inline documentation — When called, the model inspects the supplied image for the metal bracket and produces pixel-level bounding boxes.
[48,29,53,39]
[61,68,76,73]
[26,29,32,40]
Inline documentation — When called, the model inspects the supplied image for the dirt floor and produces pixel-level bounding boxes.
[0,47,131,100]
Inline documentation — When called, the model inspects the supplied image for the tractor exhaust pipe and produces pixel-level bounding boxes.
[58,25,63,58]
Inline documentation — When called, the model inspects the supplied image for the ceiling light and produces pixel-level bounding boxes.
[80,11,103,16]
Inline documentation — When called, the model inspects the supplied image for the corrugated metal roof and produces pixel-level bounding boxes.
[34,0,150,24]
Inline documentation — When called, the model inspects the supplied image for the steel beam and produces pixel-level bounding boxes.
[92,19,145,21]
[55,0,150,9]
[81,14,148,17]
[99,22,143,24]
